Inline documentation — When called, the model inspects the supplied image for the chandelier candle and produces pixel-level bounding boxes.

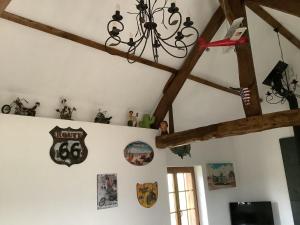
[105,0,199,63]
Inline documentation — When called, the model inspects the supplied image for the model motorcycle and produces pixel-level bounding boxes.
[94,109,112,124]
[1,98,40,116]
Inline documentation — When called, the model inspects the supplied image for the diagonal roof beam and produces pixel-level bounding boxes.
[220,0,262,117]
[247,2,300,49]
[1,11,238,97]
[152,7,226,128]
[246,0,300,18]
[0,0,10,15]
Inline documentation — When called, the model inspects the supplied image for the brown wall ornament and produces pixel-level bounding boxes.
[49,126,88,167]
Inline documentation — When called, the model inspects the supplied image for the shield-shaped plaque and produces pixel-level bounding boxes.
[136,182,158,208]
[50,126,88,167]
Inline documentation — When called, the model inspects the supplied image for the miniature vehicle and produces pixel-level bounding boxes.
[1,98,40,116]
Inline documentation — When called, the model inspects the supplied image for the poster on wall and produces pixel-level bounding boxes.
[207,163,236,190]
[49,126,88,167]
[124,141,154,166]
[97,174,118,210]
[136,182,158,208]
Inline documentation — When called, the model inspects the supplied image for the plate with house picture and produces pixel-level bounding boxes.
[207,163,236,190]
[124,141,154,166]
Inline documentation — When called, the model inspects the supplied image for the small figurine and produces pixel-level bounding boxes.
[94,109,112,124]
[139,114,155,128]
[170,144,191,159]
[159,121,169,136]
[56,98,76,120]
[1,98,40,116]
[128,111,138,127]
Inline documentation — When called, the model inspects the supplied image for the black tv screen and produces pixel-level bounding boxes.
[230,202,274,225]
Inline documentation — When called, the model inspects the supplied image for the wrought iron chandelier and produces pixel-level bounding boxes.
[263,28,299,105]
[105,0,199,63]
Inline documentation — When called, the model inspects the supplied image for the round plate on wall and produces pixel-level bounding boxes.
[124,141,154,166]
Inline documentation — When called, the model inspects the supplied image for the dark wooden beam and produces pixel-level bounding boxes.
[247,2,300,49]
[156,109,300,148]
[188,74,240,96]
[1,11,174,73]
[153,7,225,128]
[0,0,10,15]
[1,11,240,97]
[221,0,262,117]
[163,73,240,96]
[169,105,175,134]
[246,0,300,18]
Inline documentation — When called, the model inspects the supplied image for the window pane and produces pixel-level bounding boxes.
[179,192,187,210]
[177,173,185,191]
[184,173,193,190]
[169,193,176,213]
[186,191,195,209]
[188,209,197,225]
[170,213,178,225]
[168,174,175,192]
[181,210,189,225]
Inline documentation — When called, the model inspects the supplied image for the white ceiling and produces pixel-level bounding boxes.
[0,0,299,129]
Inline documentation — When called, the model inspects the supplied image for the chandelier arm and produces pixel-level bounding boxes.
[156,38,188,58]
[105,36,121,49]
[154,29,185,49]
[272,88,285,99]
[157,12,182,41]
[266,94,284,104]
[152,0,168,12]
[107,20,125,33]
[127,46,137,64]
[150,29,157,61]
[128,30,150,63]
[135,14,142,37]
[180,26,200,47]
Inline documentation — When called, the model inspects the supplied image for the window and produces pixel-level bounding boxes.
[167,167,200,225]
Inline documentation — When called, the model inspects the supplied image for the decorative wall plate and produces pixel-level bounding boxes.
[136,182,158,208]
[49,126,88,167]
[124,141,154,166]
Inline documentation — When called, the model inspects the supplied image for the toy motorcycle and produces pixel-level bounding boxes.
[1,98,40,116]
[94,109,112,124]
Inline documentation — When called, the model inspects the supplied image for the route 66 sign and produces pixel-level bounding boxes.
[49,126,88,167]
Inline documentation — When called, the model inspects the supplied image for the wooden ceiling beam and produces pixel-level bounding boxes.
[0,11,173,73]
[1,11,239,97]
[247,2,300,49]
[156,109,300,148]
[246,0,300,18]
[221,0,262,117]
[152,7,225,128]
[0,0,10,15]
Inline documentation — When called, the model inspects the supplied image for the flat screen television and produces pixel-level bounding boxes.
[230,202,274,225]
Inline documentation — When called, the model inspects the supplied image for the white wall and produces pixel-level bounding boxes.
[233,128,295,225]
[166,127,295,225]
[167,138,238,225]
[0,114,170,225]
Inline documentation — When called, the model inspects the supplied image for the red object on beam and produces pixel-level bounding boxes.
[198,36,248,49]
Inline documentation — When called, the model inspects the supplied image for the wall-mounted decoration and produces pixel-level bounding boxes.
[170,144,191,159]
[136,182,158,208]
[207,163,236,190]
[1,98,40,116]
[128,111,138,127]
[139,114,155,128]
[94,109,112,124]
[56,98,76,120]
[124,141,154,166]
[159,121,169,136]
[97,174,118,210]
[49,126,88,167]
